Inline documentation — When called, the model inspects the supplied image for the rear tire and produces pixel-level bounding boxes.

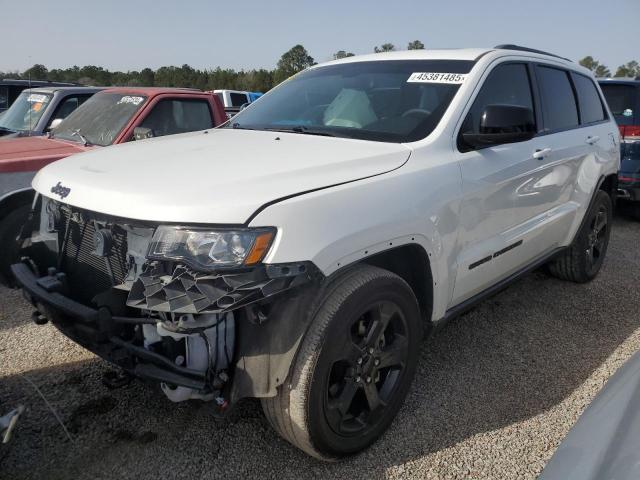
[548,190,612,283]
[0,204,30,287]
[261,264,422,460]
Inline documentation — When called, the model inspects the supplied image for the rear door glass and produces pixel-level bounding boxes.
[536,66,579,132]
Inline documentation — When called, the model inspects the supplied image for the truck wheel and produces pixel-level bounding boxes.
[548,190,612,283]
[0,204,30,286]
[261,265,422,460]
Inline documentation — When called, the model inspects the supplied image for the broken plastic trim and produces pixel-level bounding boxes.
[126,261,319,314]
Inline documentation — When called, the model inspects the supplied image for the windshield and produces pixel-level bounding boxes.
[226,60,474,143]
[0,91,52,132]
[52,92,147,146]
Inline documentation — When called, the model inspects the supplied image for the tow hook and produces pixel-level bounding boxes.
[31,310,48,325]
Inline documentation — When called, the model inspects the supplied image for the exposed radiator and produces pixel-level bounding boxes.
[59,208,128,304]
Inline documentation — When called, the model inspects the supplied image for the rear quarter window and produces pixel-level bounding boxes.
[537,66,579,132]
[572,73,606,124]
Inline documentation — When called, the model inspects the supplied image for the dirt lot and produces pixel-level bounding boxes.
[1,215,639,480]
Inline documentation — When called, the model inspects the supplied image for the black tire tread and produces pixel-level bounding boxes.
[261,264,416,460]
[548,190,612,283]
[0,203,30,286]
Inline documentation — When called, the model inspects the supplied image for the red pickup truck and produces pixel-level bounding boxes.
[0,87,227,282]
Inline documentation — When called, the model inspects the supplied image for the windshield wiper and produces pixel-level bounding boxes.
[264,126,339,138]
[71,129,91,146]
[0,126,16,133]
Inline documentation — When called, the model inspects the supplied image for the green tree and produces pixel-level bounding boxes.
[274,45,315,84]
[22,64,48,80]
[615,60,640,78]
[139,68,155,86]
[374,43,396,53]
[407,40,425,50]
[333,50,355,60]
[579,56,610,78]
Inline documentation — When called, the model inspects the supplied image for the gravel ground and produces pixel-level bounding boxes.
[1,215,639,480]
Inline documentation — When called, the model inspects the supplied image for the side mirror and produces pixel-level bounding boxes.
[462,104,535,149]
[48,118,63,131]
[133,127,154,141]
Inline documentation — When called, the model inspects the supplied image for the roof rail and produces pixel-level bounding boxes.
[493,44,571,62]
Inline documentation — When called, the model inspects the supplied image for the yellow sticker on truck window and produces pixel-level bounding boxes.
[407,72,467,84]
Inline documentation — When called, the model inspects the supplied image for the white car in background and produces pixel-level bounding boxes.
[13,44,619,460]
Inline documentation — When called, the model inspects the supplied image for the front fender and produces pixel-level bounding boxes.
[249,160,462,321]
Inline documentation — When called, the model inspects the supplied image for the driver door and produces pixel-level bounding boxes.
[451,62,543,305]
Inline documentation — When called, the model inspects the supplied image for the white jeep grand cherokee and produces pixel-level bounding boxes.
[12,45,619,459]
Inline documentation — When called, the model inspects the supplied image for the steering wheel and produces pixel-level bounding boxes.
[402,108,432,118]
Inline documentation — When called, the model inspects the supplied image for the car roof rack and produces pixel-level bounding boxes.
[493,44,571,62]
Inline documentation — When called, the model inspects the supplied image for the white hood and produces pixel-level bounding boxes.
[32,128,411,224]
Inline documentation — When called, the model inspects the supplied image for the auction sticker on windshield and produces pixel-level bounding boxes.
[407,73,467,84]
[27,94,49,103]
[117,96,144,105]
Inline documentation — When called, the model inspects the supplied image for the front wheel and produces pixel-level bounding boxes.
[261,265,422,460]
[548,190,612,283]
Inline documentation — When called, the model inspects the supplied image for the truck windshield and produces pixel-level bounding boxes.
[226,60,474,143]
[0,91,52,132]
[52,92,147,146]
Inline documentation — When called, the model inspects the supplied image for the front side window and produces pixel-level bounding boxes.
[226,60,474,143]
[537,66,579,131]
[572,74,605,124]
[0,91,53,132]
[460,63,534,142]
[600,84,637,126]
[138,99,213,137]
[52,93,147,146]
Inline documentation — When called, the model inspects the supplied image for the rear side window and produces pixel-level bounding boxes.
[0,86,7,110]
[572,74,605,124]
[600,84,637,126]
[461,63,535,136]
[230,92,247,107]
[537,66,579,131]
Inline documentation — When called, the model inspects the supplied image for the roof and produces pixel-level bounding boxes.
[99,86,204,96]
[0,79,78,87]
[318,46,575,69]
[597,77,640,85]
[21,86,105,95]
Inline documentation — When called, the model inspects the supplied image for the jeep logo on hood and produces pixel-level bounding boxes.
[50,182,71,199]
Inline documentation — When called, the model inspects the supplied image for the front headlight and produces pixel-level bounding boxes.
[147,226,275,270]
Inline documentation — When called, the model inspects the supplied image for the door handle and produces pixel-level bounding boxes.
[586,135,600,145]
[533,148,552,160]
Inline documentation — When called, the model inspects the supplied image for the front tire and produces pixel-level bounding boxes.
[548,190,612,283]
[0,204,30,286]
[262,265,422,460]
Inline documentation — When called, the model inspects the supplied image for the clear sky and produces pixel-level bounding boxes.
[1,0,637,73]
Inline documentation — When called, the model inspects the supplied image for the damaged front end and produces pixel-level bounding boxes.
[13,195,321,411]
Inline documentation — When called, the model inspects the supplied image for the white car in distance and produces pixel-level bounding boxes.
[13,44,620,460]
